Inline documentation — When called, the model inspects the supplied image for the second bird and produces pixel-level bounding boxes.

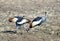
[26,12,47,32]
[8,16,30,32]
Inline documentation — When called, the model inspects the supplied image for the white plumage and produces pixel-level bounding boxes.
[8,16,30,32]
[32,19,42,26]
[17,19,28,24]
[26,12,47,32]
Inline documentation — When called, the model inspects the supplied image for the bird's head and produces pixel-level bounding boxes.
[8,17,18,23]
[44,12,47,18]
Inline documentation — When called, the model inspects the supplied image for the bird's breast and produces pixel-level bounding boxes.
[17,19,28,24]
[32,19,42,26]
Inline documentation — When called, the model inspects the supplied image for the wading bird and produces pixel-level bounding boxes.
[8,16,30,32]
[26,12,47,32]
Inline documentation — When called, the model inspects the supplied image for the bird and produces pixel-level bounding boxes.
[8,16,31,32]
[26,12,47,32]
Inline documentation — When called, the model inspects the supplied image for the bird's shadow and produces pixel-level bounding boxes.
[1,30,17,34]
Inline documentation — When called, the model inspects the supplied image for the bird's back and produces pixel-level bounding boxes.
[33,17,42,22]
[15,16,29,26]
[15,16,23,22]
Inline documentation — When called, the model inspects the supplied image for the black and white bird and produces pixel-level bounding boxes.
[8,16,30,32]
[26,12,47,32]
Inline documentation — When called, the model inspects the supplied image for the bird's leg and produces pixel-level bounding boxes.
[23,24,30,32]
[26,28,30,32]
[23,26,27,32]
[15,25,19,33]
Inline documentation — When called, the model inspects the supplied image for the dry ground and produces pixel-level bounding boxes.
[0,0,60,41]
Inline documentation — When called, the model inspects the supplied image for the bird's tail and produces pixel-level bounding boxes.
[8,18,13,22]
[28,19,31,23]
[29,22,33,28]
[26,22,32,32]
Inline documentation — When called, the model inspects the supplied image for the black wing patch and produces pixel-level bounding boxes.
[15,16,23,22]
[33,17,42,22]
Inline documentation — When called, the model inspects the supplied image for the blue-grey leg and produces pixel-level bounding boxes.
[15,25,19,33]
[26,28,30,32]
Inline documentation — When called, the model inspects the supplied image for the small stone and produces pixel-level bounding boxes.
[51,31,54,35]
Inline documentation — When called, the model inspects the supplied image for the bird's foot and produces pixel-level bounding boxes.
[26,28,30,32]
[14,30,17,33]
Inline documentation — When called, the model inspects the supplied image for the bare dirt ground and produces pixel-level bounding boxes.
[0,0,60,41]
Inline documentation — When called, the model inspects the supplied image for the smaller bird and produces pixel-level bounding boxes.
[8,16,31,32]
[26,12,47,32]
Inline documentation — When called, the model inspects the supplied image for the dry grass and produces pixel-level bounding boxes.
[0,0,60,41]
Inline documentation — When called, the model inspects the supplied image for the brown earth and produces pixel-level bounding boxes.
[0,0,60,41]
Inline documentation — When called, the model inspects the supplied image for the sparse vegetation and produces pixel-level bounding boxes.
[0,0,60,41]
